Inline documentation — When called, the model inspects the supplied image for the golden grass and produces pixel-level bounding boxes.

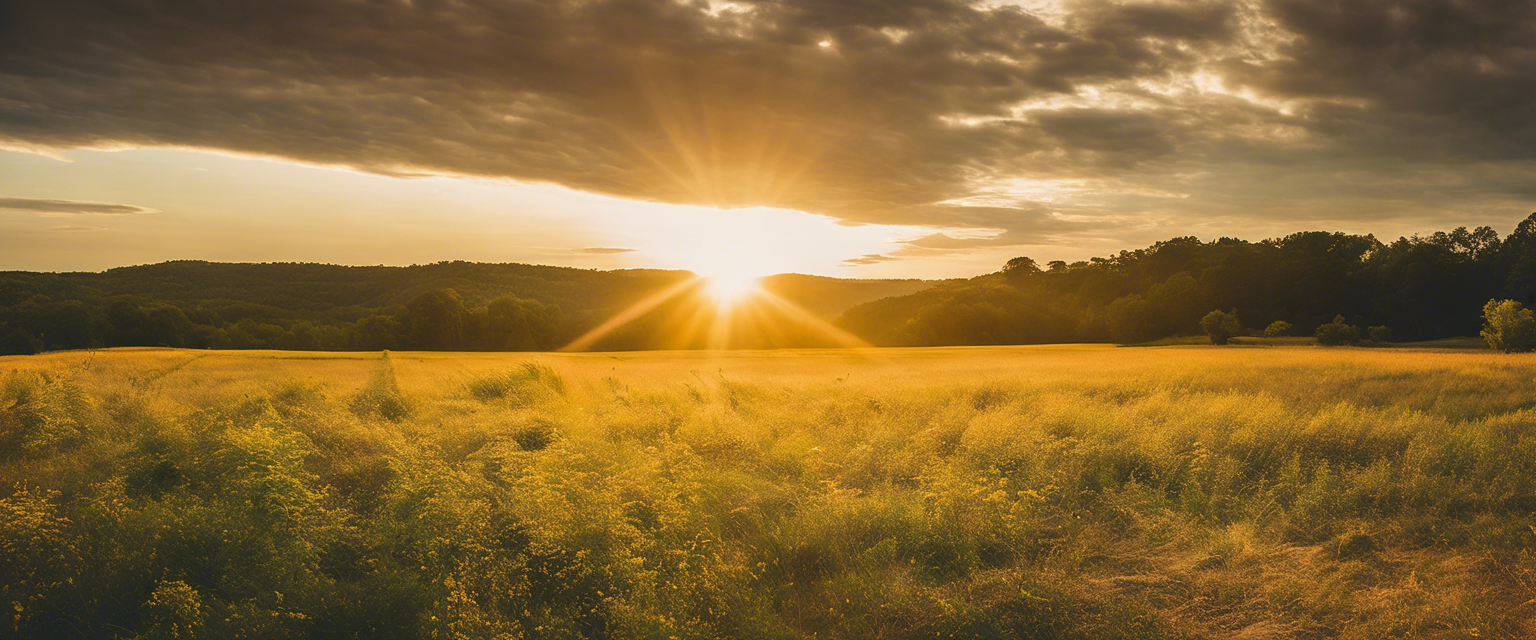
[3,344,1536,638]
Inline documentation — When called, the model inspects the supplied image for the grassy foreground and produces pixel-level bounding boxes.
[2,346,1535,639]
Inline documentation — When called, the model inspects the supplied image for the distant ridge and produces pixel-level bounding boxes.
[0,260,937,354]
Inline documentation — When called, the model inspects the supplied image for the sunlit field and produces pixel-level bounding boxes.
[5,345,1536,638]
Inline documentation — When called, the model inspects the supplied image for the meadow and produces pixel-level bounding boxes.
[3,345,1535,639]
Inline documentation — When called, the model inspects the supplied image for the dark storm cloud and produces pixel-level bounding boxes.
[1225,0,1536,162]
[0,198,155,215]
[0,0,1531,250]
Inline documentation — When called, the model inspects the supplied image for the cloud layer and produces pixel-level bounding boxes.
[2,0,1532,251]
[0,198,155,215]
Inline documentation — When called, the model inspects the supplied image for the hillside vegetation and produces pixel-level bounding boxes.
[8,214,1536,356]
[0,262,930,354]
[8,214,1536,355]
[3,346,1535,638]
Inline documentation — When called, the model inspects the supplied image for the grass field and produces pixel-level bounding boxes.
[3,345,1536,638]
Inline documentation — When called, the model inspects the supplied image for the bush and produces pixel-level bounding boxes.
[145,580,206,638]
[467,362,565,404]
[1262,320,1292,338]
[0,373,92,456]
[1314,315,1359,346]
[0,485,72,629]
[1366,325,1392,344]
[1199,310,1241,345]
[511,419,560,451]
[1481,299,1536,353]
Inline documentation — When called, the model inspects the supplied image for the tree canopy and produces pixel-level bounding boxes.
[839,214,1536,347]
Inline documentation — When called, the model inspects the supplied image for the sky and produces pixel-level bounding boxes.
[2,0,1534,279]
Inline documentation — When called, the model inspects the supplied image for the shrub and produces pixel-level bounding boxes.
[1314,315,1359,346]
[0,485,72,629]
[1262,320,1292,337]
[1199,309,1240,345]
[510,419,560,451]
[1481,299,1536,353]
[0,372,92,456]
[145,580,206,639]
[1366,325,1392,344]
[467,362,565,404]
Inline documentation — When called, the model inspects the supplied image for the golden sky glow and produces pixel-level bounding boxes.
[0,148,1006,278]
[559,274,870,351]
[3,0,1534,276]
[703,275,762,307]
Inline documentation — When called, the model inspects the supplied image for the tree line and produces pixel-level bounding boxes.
[0,261,672,355]
[838,213,1536,347]
[7,216,1536,354]
[0,288,563,355]
[0,261,927,354]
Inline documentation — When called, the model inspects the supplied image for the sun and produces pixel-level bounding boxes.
[688,247,770,308]
[703,273,761,307]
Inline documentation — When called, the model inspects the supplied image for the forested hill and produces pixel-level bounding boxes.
[0,261,931,354]
[11,212,1536,355]
[838,214,1536,347]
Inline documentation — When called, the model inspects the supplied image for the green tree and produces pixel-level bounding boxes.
[145,306,195,347]
[1366,325,1392,344]
[1199,309,1240,345]
[1002,256,1041,281]
[481,295,556,351]
[1,329,44,355]
[1146,272,1209,339]
[401,289,467,350]
[1481,299,1536,353]
[1106,294,1153,343]
[1262,320,1292,337]
[1315,315,1359,346]
[353,315,401,351]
